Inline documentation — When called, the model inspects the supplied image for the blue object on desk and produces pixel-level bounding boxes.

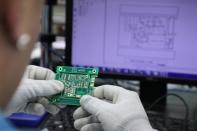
[7,112,48,127]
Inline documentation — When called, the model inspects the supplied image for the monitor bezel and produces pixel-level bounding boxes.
[65,0,197,85]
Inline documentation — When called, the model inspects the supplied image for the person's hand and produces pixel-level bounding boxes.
[4,65,64,116]
[73,85,155,131]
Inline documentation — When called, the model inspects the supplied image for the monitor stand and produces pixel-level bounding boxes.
[140,80,167,111]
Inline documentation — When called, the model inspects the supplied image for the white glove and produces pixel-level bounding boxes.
[73,85,155,131]
[4,65,64,116]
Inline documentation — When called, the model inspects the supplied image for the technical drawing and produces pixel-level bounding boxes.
[77,0,105,16]
[118,5,179,59]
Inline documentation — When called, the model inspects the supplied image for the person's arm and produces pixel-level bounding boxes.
[4,65,64,116]
[73,85,156,131]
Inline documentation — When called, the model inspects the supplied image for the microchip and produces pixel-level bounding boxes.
[49,66,99,106]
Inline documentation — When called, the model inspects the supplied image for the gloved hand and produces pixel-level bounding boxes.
[4,65,64,116]
[73,85,155,131]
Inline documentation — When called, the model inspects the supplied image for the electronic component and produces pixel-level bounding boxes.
[49,66,99,106]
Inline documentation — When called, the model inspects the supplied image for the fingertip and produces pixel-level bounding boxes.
[46,70,55,80]
[45,105,60,115]
[80,95,106,116]
[73,108,80,120]
[74,119,81,130]
[38,97,60,115]
[73,107,89,120]
[52,80,64,91]
[80,95,92,106]
[25,103,45,116]
[33,104,45,115]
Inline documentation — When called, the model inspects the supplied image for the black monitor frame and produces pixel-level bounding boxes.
[65,0,197,110]
[65,0,197,85]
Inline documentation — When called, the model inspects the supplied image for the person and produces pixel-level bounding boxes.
[0,0,64,129]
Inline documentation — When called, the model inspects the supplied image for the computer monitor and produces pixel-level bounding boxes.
[65,0,197,108]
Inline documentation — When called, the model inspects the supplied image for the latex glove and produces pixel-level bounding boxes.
[4,65,64,116]
[73,85,155,131]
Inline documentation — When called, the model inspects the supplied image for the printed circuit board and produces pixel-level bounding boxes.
[49,66,98,106]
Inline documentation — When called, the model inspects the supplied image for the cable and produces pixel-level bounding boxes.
[147,93,189,131]
[41,43,65,62]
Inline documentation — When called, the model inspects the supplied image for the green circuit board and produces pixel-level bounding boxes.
[49,66,99,106]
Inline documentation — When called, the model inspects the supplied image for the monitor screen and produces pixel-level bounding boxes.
[68,0,197,82]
